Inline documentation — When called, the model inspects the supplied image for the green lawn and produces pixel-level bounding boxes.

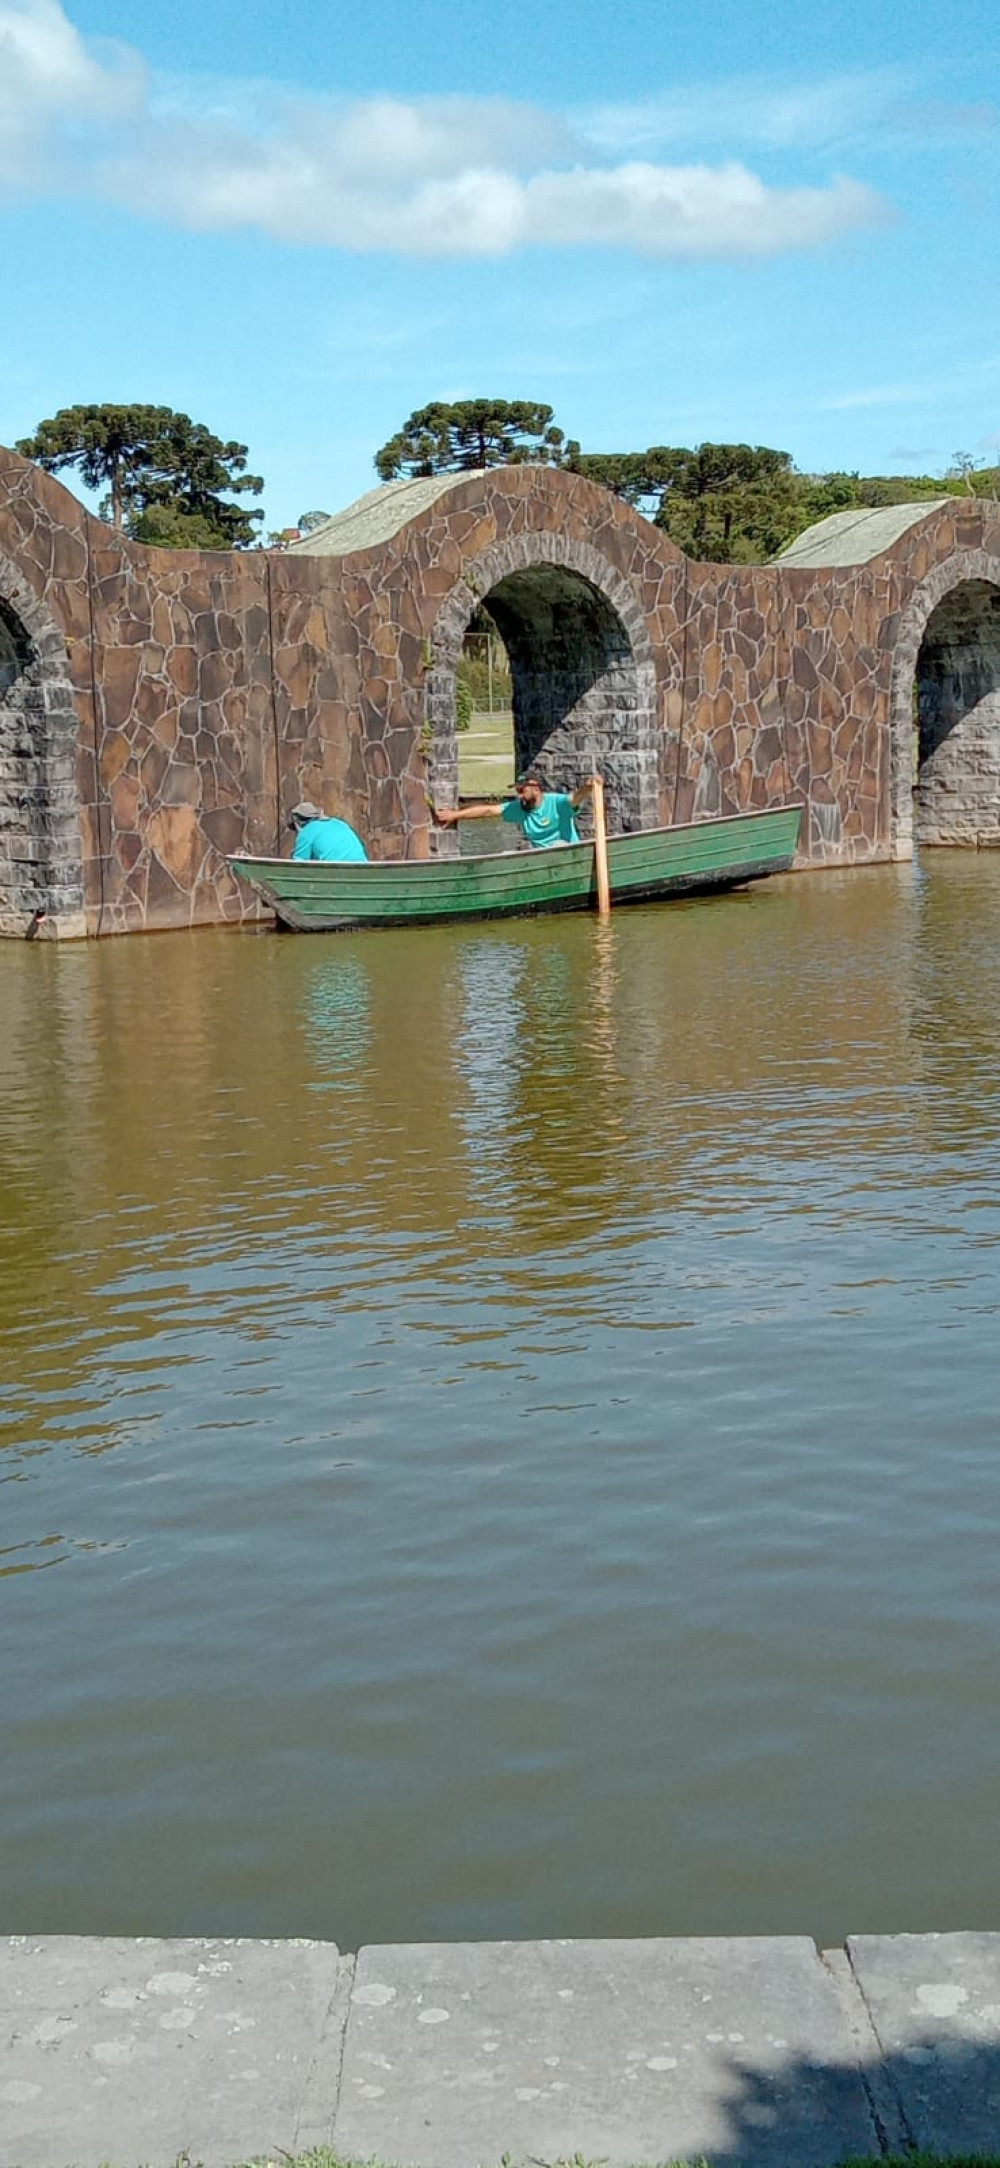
[458,707,515,799]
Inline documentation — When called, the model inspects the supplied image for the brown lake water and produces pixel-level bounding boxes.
[2,856,1000,1950]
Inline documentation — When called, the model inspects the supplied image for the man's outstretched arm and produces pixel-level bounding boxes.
[435,801,505,825]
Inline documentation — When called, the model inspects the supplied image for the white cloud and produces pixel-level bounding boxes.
[312,93,573,181]
[105,127,884,259]
[521,164,883,260]
[0,0,890,261]
[0,0,143,186]
[586,71,1000,160]
[585,70,909,157]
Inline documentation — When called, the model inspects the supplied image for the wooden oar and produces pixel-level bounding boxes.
[591,772,611,918]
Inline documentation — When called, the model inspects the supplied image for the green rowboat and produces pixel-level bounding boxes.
[229,806,801,932]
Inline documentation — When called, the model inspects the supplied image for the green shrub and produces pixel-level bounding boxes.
[455,675,474,732]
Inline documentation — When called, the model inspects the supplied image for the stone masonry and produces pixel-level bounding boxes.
[1,448,999,936]
[8,1930,1000,2166]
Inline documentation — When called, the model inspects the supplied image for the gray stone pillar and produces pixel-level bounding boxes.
[0,582,86,938]
[916,577,1000,845]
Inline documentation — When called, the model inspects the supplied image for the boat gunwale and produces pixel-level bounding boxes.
[230,805,803,878]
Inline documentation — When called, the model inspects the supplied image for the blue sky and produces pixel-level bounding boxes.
[1,0,998,530]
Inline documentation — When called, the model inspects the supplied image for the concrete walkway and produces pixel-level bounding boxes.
[4,1931,1000,2166]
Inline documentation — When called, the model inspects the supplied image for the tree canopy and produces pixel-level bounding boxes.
[567,442,995,562]
[16,404,264,549]
[375,400,572,480]
[17,404,172,532]
[372,397,998,561]
[568,444,800,560]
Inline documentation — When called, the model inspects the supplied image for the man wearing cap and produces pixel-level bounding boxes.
[435,772,597,849]
[288,800,369,862]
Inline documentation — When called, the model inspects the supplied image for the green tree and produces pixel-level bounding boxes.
[297,509,330,533]
[658,444,802,561]
[124,414,263,547]
[376,400,571,480]
[456,606,513,714]
[567,449,682,513]
[16,404,264,548]
[129,504,230,551]
[948,450,984,494]
[569,441,979,561]
[16,404,173,530]
[570,442,802,560]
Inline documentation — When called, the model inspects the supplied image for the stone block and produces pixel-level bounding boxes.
[334,1937,877,2168]
[0,1934,346,2168]
[847,1932,1000,2153]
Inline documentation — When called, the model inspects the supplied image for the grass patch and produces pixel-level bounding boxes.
[458,708,515,799]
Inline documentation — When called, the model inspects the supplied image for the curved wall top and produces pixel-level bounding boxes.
[286,472,476,555]
[777,497,954,569]
[2,439,996,593]
[0,443,94,539]
[286,462,690,573]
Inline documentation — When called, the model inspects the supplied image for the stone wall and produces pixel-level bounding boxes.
[84,531,276,932]
[0,452,277,936]
[1,447,1000,936]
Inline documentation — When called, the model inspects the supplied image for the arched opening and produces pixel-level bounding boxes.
[0,576,84,937]
[890,555,1000,857]
[456,608,514,804]
[914,579,1000,845]
[427,542,657,853]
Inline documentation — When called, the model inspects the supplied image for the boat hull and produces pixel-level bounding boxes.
[229,807,802,932]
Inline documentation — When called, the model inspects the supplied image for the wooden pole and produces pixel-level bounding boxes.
[592,773,611,918]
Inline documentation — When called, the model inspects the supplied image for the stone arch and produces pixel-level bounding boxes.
[889,548,1000,856]
[0,555,84,935]
[425,530,658,849]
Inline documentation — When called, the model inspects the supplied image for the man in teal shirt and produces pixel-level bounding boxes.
[436,772,595,848]
[288,800,369,862]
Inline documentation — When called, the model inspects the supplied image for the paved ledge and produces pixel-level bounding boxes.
[0,1937,347,2168]
[4,1930,1000,2167]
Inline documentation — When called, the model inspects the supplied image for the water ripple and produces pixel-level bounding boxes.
[2,856,1000,1945]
